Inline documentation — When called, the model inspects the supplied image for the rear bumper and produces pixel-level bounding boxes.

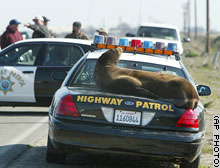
[48,116,204,163]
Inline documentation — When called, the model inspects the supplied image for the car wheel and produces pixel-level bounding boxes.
[46,136,66,164]
[180,154,200,168]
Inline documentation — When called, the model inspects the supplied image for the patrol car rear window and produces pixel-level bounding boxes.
[137,27,178,40]
[43,45,83,66]
[70,59,185,87]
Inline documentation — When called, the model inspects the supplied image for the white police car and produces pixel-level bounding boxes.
[0,38,94,106]
[126,23,183,55]
[47,36,211,167]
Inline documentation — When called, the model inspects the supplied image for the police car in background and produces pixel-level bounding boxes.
[126,23,183,55]
[47,37,211,168]
[0,38,94,106]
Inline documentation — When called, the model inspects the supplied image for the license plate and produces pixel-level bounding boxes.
[114,110,141,125]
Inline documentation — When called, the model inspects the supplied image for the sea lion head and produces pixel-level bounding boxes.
[97,47,123,66]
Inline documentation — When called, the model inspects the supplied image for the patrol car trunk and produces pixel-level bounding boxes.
[67,88,200,132]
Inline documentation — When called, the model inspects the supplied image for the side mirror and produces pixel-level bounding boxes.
[51,71,67,81]
[197,85,211,96]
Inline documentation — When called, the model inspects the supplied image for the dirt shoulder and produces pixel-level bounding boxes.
[182,41,220,167]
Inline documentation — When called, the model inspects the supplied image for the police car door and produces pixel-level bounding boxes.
[0,44,44,103]
[34,43,84,105]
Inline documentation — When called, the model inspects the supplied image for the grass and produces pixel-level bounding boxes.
[202,145,213,154]
[204,101,213,108]
[181,38,220,168]
[182,55,220,110]
[185,51,199,57]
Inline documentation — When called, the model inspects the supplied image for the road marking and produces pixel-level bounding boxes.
[0,117,48,156]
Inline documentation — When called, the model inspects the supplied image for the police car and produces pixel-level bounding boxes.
[127,23,183,55]
[47,37,211,168]
[0,38,94,106]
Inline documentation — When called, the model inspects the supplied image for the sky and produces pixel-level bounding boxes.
[0,0,220,33]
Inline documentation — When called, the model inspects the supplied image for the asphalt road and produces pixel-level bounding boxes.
[0,107,49,168]
[0,107,175,168]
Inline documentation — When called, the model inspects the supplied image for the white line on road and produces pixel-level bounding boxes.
[0,117,48,156]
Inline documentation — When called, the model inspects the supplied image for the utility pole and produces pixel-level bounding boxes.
[206,0,210,53]
[187,0,191,38]
[194,0,197,40]
[182,3,187,37]
[183,10,187,37]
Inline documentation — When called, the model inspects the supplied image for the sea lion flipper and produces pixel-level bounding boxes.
[135,87,161,99]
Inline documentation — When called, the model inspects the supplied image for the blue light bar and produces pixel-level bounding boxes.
[93,35,105,44]
[107,36,117,45]
[167,43,177,51]
[143,41,153,49]
[119,38,129,46]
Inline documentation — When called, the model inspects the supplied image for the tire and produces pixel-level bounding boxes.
[46,136,66,164]
[180,154,200,168]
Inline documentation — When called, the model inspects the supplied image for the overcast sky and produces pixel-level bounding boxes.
[0,0,219,33]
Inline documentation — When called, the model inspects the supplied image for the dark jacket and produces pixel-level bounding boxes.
[0,26,23,49]
[65,30,89,40]
[28,24,51,38]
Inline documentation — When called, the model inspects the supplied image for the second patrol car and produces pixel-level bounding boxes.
[0,38,94,106]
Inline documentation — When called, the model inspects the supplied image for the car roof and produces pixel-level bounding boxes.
[12,38,93,45]
[138,23,179,30]
[87,49,181,69]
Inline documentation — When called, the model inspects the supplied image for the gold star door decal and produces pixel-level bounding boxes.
[0,75,15,95]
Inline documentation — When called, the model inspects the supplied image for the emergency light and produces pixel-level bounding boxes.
[143,41,153,49]
[119,38,129,46]
[93,35,105,44]
[167,43,177,51]
[107,36,117,45]
[96,43,175,56]
[155,42,166,50]
[93,36,180,60]
[130,39,141,48]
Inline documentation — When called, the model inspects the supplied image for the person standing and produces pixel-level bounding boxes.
[96,27,108,42]
[42,16,50,27]
[42,16,55,38]
[65,21,89,40]
[24,16,50,38]
[0,19,23,49]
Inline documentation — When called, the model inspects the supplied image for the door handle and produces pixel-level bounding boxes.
[22,71,34,74]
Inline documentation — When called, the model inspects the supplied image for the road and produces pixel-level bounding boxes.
[0,107,174,168]
[0,107,49,168]
[0,107,86,168]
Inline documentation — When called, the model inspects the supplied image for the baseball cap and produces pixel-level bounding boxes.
[33,16,44,22]
[43,16,50,22]
[73,21,81,28]
[97,27,108,34]
[9,19,21,25]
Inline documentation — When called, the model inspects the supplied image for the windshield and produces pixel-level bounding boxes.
[69,59,185,87]
[137,26,179,40]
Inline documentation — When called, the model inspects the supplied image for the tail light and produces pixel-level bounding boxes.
[176,108,198,128]
[55,95,80,117]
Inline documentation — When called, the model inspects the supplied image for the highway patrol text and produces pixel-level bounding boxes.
[77,95,174,112]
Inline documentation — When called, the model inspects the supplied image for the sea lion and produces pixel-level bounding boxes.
[94,47,199,109]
